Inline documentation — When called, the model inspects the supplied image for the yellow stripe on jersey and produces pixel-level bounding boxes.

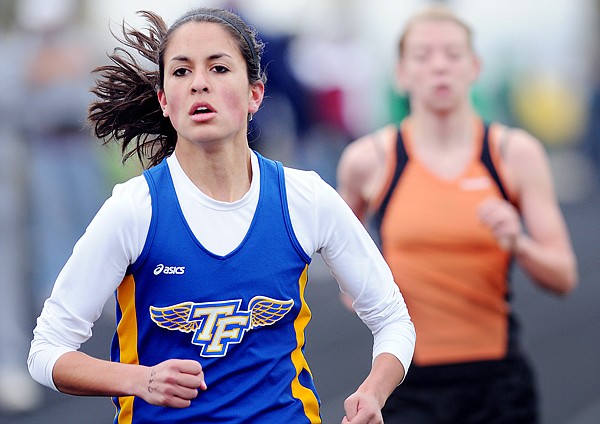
[116,274,139,424]
[290,265,321,423]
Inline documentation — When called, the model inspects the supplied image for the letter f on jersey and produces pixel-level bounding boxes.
[150,296,294,357]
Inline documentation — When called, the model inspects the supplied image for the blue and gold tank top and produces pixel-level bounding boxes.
[111,152,319,423]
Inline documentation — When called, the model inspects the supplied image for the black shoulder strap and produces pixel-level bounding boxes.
[372,128,409,234]
[480,123,509,201]
[372,123,509,234]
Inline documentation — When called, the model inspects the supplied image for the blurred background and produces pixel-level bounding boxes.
[0,0,598,423]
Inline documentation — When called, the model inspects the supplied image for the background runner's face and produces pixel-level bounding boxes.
[397,20,480,114]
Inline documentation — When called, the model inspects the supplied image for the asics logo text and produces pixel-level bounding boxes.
[153,264,186,275]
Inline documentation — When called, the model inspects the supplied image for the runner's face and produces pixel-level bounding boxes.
[157,22,263,146]
[397,20,479,113]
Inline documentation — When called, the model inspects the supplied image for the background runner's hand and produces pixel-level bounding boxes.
[478,197,523,253]
[138,359,206,408]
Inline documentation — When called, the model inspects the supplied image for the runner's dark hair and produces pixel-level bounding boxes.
[88,8,266,168]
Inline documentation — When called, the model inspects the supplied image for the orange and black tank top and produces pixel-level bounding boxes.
[371,118,519,367]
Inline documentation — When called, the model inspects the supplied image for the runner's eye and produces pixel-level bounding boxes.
[212,65,229,74]
[173,68,190,77]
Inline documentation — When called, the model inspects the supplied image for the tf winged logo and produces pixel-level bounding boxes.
[150,296,294,357]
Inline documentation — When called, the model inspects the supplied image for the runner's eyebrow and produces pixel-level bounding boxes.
[168,52,233,63]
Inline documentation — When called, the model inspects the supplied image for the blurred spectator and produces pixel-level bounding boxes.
[288,18,377,184]
[248,31,310,165]
[17,0,108,309]
[581,2,600,178]
[0,0,43,413]
[581,79,600,178]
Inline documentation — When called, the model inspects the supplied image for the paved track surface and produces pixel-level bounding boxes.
[3,185,598,424]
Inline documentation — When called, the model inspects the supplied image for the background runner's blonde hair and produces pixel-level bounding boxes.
[397,5,474,57]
